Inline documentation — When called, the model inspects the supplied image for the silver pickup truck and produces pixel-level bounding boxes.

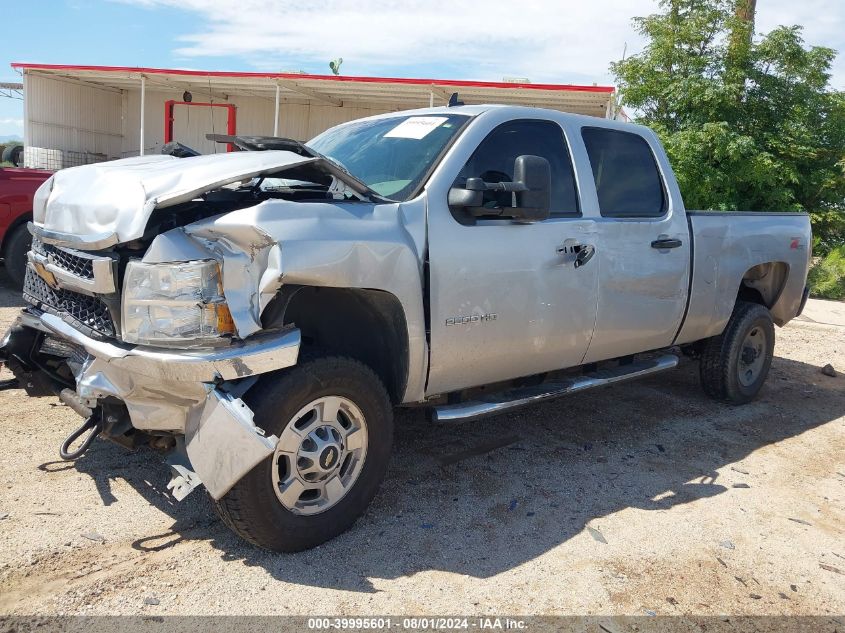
[0,105,811,551]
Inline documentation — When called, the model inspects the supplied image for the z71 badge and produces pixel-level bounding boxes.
[445,313,498,326]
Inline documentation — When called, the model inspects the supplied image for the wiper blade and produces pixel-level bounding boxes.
[206,133,352,174]
[161,141,201,158]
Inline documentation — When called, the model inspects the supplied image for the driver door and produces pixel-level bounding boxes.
[426,118,599,396]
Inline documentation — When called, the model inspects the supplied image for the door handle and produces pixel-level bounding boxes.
[557,242,595,268]
[574,244,595,268]
[651,238,683,249]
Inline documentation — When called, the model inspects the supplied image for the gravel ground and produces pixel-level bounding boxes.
[0,280,842,617]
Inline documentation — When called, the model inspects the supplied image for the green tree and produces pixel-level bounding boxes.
[611,0,845,255]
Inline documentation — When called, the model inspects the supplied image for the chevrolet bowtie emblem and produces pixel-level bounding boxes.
[33,261,59,289]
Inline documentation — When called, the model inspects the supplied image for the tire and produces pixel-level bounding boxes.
[2,223,32,289]
[2,144,22,166]
[10,146,23,167]
[214,355,393,552]
[699,301,775,404]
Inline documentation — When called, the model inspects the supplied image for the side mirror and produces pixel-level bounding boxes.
[511,155,551,222]
[448,177,484,207]
[447,157,551,222]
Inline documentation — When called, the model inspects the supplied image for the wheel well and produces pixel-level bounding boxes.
[737,262,788,309]
[1,213,32,255]
[262,286,410,404]
[737,284,766,306]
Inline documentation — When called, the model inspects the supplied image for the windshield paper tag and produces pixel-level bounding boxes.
[384,116,449,140]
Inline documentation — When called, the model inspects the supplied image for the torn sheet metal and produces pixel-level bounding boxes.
[185,389,278,500]
[38,311,300,432]
[175,197,431,402]
[142,223,283,339]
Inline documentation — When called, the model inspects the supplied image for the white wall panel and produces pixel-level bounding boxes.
[122,87,170,157]
[121,88,413,154]
[24,72,122,165]
[25,74,428,166]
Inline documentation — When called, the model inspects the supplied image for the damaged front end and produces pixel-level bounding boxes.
[0,149,377,500]
[1,298,299,499]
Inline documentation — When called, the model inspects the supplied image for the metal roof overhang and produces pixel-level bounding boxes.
[11,63,615,116]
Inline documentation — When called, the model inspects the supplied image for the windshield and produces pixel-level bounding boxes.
[307,113,469,201]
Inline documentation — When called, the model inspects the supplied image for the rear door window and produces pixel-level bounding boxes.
[581,127,666,218]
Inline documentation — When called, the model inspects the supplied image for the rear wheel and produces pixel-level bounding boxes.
[2,223,31,289]
[699,301,775,404]
[214,355,393,552]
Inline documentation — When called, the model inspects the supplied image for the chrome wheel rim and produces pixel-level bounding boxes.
[738,326,767,387]
[271,396,368,515]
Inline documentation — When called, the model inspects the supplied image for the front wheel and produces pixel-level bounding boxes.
[214,355,393,552]
[699,301,775,404]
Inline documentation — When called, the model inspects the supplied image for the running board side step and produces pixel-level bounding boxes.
[432,354,679,423]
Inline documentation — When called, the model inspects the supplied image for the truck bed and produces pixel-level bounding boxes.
[676,211,811,345]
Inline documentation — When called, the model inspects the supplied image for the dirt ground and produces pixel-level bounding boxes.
[0,280,842,617]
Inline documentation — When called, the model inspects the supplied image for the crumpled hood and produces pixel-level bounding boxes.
[31,151,319,246]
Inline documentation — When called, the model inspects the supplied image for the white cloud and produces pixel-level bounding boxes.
[120,0,844,88]
[121,0,657,84]
[0,118,23,126]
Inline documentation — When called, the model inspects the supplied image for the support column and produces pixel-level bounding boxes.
[22,71,30,165]
[273,83,280,136]
[139,75,146,156]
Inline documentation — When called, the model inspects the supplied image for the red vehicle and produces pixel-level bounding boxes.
[0,167,52,288]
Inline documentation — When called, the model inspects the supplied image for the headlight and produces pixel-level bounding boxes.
[121,260,235,348]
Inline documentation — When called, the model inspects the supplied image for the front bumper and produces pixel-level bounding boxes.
[2,310,299,499]
[35,312,300,384]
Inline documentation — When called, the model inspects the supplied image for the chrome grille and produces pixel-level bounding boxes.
[31,238,95,280]
[23,266,116,338]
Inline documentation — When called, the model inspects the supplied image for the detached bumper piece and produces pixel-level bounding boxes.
[184,390,279,500]
[1,309,301,500]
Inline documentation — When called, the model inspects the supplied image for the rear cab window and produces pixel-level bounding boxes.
[581,127,666,218]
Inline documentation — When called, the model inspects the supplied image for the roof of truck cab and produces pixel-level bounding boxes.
[350,104,645,132]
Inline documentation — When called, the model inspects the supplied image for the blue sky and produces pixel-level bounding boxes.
[2,0,844,137]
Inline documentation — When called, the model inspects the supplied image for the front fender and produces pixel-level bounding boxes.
[143,198,429,403]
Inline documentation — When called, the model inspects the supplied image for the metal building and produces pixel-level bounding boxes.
[11,63,617,170]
